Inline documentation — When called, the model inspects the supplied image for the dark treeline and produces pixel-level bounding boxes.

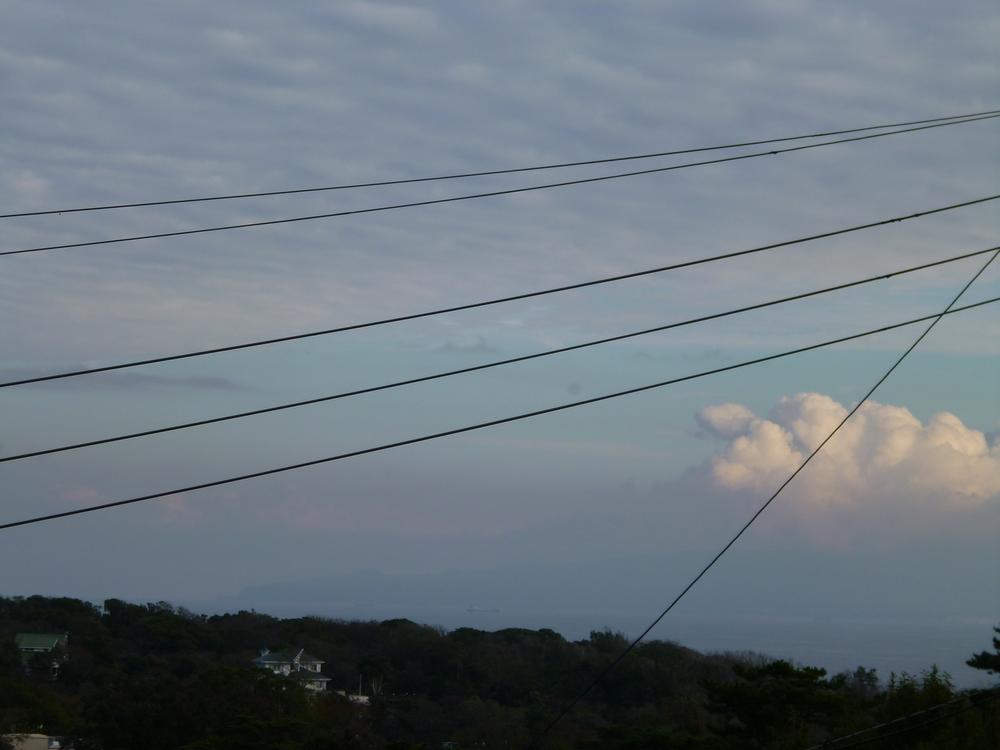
[0,596,997,749]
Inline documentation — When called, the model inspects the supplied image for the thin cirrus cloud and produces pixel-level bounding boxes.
[699,393,1000,511]
[0,0,997,614]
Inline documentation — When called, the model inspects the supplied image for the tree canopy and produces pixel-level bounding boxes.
[0,597,996,749]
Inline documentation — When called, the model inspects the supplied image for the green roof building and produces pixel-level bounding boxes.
[14,633,68,679]
[15,633,68,653]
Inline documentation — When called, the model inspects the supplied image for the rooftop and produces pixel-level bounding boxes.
[253,647,323,665]
[15,633,68,651]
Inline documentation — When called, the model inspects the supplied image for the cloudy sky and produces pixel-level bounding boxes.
[1,0,998,665]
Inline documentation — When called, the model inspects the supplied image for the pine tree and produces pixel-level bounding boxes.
[966,624,1000,675]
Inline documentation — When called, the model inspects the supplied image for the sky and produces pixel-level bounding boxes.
[1,0,998,674]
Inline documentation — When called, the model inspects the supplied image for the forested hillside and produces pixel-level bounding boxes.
[1,596,996,749]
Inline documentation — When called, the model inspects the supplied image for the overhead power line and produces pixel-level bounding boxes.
[834,705,992,749]
[3,114,998,258]
[3,109,998,219]
[3,245,996,464]
[806,688,1000,750]
[3,193,997,389]
[1,294,997,532]
[535,247,1000,742]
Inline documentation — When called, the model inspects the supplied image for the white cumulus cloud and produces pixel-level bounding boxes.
[696,402,757,437]
[698,393,1000,510]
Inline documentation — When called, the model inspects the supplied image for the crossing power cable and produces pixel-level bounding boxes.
[1,294,997,532]
[3,193,997,389]
[3,109,998,219]
[533,247,1000,743]
[3,245,997,464]
[834,708,988,750]
[806,688,1000,750]
[3,114,998,258]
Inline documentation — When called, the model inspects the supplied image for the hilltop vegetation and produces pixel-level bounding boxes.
[0,596,996,749]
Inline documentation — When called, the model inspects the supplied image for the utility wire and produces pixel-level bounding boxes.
[4,109,998,219]
[3,113,998,258]
[3,246,996,464]
[1,295,997,532]
[807,697,968,749]
[809,689,1000,750]
[3,193,997,389]
[833,706,986,750]
[534,248,1000,743]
